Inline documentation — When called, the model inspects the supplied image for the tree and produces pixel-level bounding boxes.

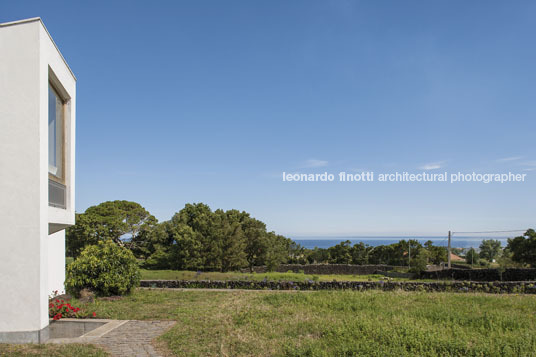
[288,241,307,264]
[306,247,330,264]
[424,240,447,265]
[506,229,536,267]
[350,242,369,265]
[213,209,248,271]
[66,200,156,257]
[465,248,479,266]
[328,241,353,264]
[241,215,269,271]
[479,239,502,262]
[496,248,524,269]
[411,249,430,273]
[367,244,396,265]
[144,203,265,271]
[264,232,290,271]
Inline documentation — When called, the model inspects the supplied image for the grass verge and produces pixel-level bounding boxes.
[71,288,536,356]
[0,343,107,356]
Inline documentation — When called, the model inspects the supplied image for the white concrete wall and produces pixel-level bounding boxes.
[0,19,44,335]
[39,18,76,326]
[0,18,75,340]
[47,231,66,295]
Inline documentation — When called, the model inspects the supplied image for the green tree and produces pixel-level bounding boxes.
[213,209,248,271]
[306,247,330,264]
[264,232,290,271]
[241,215,269,271]
[424,240,447,265]
[288,241,307,264]
[367,245,396,265]
[350,242,369,265]
[479,239,502,262]
[66,200,156,257]
[328,241,353,264]
[465,248,479,266]
[496,248,524,269]
[411,249,430,273]
[506,229,536,266]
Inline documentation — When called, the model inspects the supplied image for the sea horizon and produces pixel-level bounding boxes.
[290,236,512,249]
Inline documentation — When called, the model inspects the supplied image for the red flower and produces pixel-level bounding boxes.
[92,312,96,317]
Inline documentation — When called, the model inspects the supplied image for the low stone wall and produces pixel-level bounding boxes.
[140,280,536,294]
[243,264,400,275]
[420,268,536,281]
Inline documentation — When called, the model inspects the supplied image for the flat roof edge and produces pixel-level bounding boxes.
[0,17,77,81]
[0,17,42,27]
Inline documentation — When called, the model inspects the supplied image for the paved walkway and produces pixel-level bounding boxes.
[47,320,176,357]
[95,320,175,357]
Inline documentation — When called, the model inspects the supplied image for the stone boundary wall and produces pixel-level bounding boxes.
[140,280,536,294]
[420,268,536,281]
[243,264,402,275]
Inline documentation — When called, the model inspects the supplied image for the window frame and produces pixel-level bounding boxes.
[48,70,69,186]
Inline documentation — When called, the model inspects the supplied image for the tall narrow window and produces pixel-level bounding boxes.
[48,84,63,179]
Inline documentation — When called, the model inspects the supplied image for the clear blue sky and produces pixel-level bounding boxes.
[3,1,535,237]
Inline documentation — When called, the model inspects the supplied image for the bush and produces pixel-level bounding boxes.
[49,298,95,320]
[65,240,140,297]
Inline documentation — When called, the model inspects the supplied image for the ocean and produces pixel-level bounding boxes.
[291,236,511,249]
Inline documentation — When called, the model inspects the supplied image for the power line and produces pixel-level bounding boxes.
[452,229,526,234]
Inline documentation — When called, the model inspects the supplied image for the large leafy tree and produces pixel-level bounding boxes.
[214,209,248,271]
[242,215,269,271]
[350,242,369,265]
[465,248,479,266]
[424,240,447,265]
[264,232,291,271]
[479,239,502,262]
[66,200,156,257]
[367,244,396,265]
[168,203,215,270]
[306,247,331,264]
[144,204,260,271]
[506,229,536,267]
[328,241,353,264]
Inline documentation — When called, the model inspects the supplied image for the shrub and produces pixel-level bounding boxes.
[65,240,140,297]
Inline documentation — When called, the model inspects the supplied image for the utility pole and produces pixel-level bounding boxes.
[408,244,411,269]
[448,230,452,269]
[471,247,473,268]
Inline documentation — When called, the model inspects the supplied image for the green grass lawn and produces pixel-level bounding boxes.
[140,269,416,282]
[67,289,536,356]
[0,343,107,356]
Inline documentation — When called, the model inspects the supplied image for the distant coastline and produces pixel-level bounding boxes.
[291,236,510,249]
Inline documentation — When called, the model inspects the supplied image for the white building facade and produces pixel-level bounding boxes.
[0,18,76,343]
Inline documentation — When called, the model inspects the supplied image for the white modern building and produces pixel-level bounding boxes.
[0,18,76,343]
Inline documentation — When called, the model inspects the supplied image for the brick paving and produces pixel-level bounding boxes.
[94,320,175,357]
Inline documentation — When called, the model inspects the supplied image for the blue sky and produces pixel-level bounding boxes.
[2,1,535,236]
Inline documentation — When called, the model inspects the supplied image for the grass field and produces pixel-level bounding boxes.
[62,289,536,356]
[140,269,416,282]
[0,343,106,356]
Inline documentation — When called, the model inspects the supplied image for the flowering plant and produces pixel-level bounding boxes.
[48,291,97,321]
[49,299,83,320]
